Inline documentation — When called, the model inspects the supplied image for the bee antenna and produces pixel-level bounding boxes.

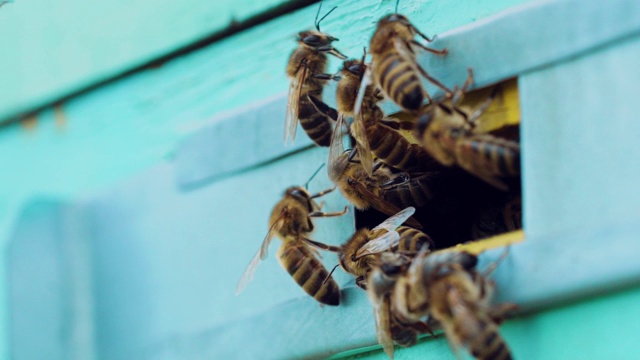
[323,263,341,284]
[316,5,338,31]
[361,47,367,64]
[305,163,326,190]
[395,0,400,14]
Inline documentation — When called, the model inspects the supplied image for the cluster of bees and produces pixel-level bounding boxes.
[237,1,522,359]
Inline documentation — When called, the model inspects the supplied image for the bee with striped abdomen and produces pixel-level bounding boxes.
[367,252,433,359]
[392,248,515,360]
[236,168,348,306]
[285,2,347,147]
[339,55,440,175]
[416,82,521,191]
[338,207,432,288]
[356,0,450,116]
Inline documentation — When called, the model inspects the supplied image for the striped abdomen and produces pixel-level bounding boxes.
[456,315,512,360]
[298,92,333,146]
[278,242,340,305]
[374,51,423,112]
[382,171,441,208]
[396,227,432,254]
[458,134,521,178]
[365,117,436,172]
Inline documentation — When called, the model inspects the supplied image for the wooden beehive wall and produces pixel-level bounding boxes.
[3,0,640,359]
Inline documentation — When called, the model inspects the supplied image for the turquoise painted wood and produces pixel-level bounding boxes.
[4,0,640,359]
[336,286,640,359]
[0,0,296,122]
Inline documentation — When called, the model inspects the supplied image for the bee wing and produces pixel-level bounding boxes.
[328,113,348,182]
[235,216,284,295]
[372,207,416,232]
[350,180,423,229]
[353,66,372,116]
[284,64,308,144]
[376,296,395,359]
[355,230,400,259]
[351,111,374,176]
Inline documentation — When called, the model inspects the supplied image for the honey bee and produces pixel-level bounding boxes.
[416,82,521,191]
[338,207,432,288]
[235,174,348,306]
[324,114,423,228]
[392,248,515,360]
[356,1,450,115]
[471,195,522,240]
[311,55,440,175]
[367,253,432,358]
[284,2,347,147]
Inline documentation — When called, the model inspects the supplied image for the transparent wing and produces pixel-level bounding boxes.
[235,215,284,295]
[350,181,423,229]
[372,207,416,232]
[351,110,374,176]
[355,230,400,259]
[328,113,348,182]
[377,297,395,359]
[353,66,372,116]
[284,64,308,144]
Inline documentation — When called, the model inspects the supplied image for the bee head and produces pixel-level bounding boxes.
[297,31,337,48]
[286,186,311,202]
[379,13,410,26]
[342,59,365,77]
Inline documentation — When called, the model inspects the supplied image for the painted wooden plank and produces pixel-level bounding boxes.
[6,200,96,360]
[0,0,302,122]
[82,147,353,359]
[175,0,640,187]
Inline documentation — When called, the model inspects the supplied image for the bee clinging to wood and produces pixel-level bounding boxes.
[322,113,423,228]
[311,53,440,175]
[392,248,515,360]
[355,0,451,116]
[337,207,432,288]
[367,253,433,359]
[416,78,521,191]
[235,166,348,306]
[284,2,347,147]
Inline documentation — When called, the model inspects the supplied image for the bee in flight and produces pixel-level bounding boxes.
[337,207,431,288]
[416,75,521,191]
[284,2,347,147]
[235,166,348,306]
[355,0,451,116]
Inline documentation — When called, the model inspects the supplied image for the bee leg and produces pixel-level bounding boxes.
[482,246,510,278]
[410,39,447,55]
[372,160,384,172]
[404,320,436,337]
[313,73,341,81]
[355,276,368,290]
[309,205,349,218]
[451,68,475,106]
[466,85,501,128]
[410,25,436,43]
[300,236,341,252]
[380,172,410,189]
[489,303,519,324]
[379,118,415,131]
[310,186,337,199]
[307,94,338,121]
